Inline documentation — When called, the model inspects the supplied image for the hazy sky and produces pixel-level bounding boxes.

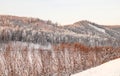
[0,0,120,25]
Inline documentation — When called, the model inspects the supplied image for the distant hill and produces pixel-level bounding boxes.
[0,15,120,47]
[105,25,120,32]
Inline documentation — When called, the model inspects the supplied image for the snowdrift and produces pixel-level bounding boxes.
[72,58,120,76]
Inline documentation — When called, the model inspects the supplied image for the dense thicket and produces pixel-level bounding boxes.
[0,42,120,76]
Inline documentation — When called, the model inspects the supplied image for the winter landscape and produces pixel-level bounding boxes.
[0,0,120,76]
[0,15,120,76]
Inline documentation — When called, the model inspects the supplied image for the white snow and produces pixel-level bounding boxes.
[71,58,120,76]
[28,50,33,65]
[28,43,40,49]
[89,24,106,33]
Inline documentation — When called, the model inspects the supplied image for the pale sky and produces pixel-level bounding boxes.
[0,0,120,25]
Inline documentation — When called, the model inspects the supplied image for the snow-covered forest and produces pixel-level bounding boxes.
[0,42,120,76]
[0,15,120,76]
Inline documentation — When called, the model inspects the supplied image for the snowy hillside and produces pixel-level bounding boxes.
[0,15,120,76]
[0,15,120,47]
[72,58,120,76]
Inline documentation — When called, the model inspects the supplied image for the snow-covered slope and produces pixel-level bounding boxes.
[71,58,120,76]
[88,24,106,33]
[1,15,120,47]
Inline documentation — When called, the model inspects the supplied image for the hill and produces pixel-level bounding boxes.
[0,15,120,76]
[0,15,120,47]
